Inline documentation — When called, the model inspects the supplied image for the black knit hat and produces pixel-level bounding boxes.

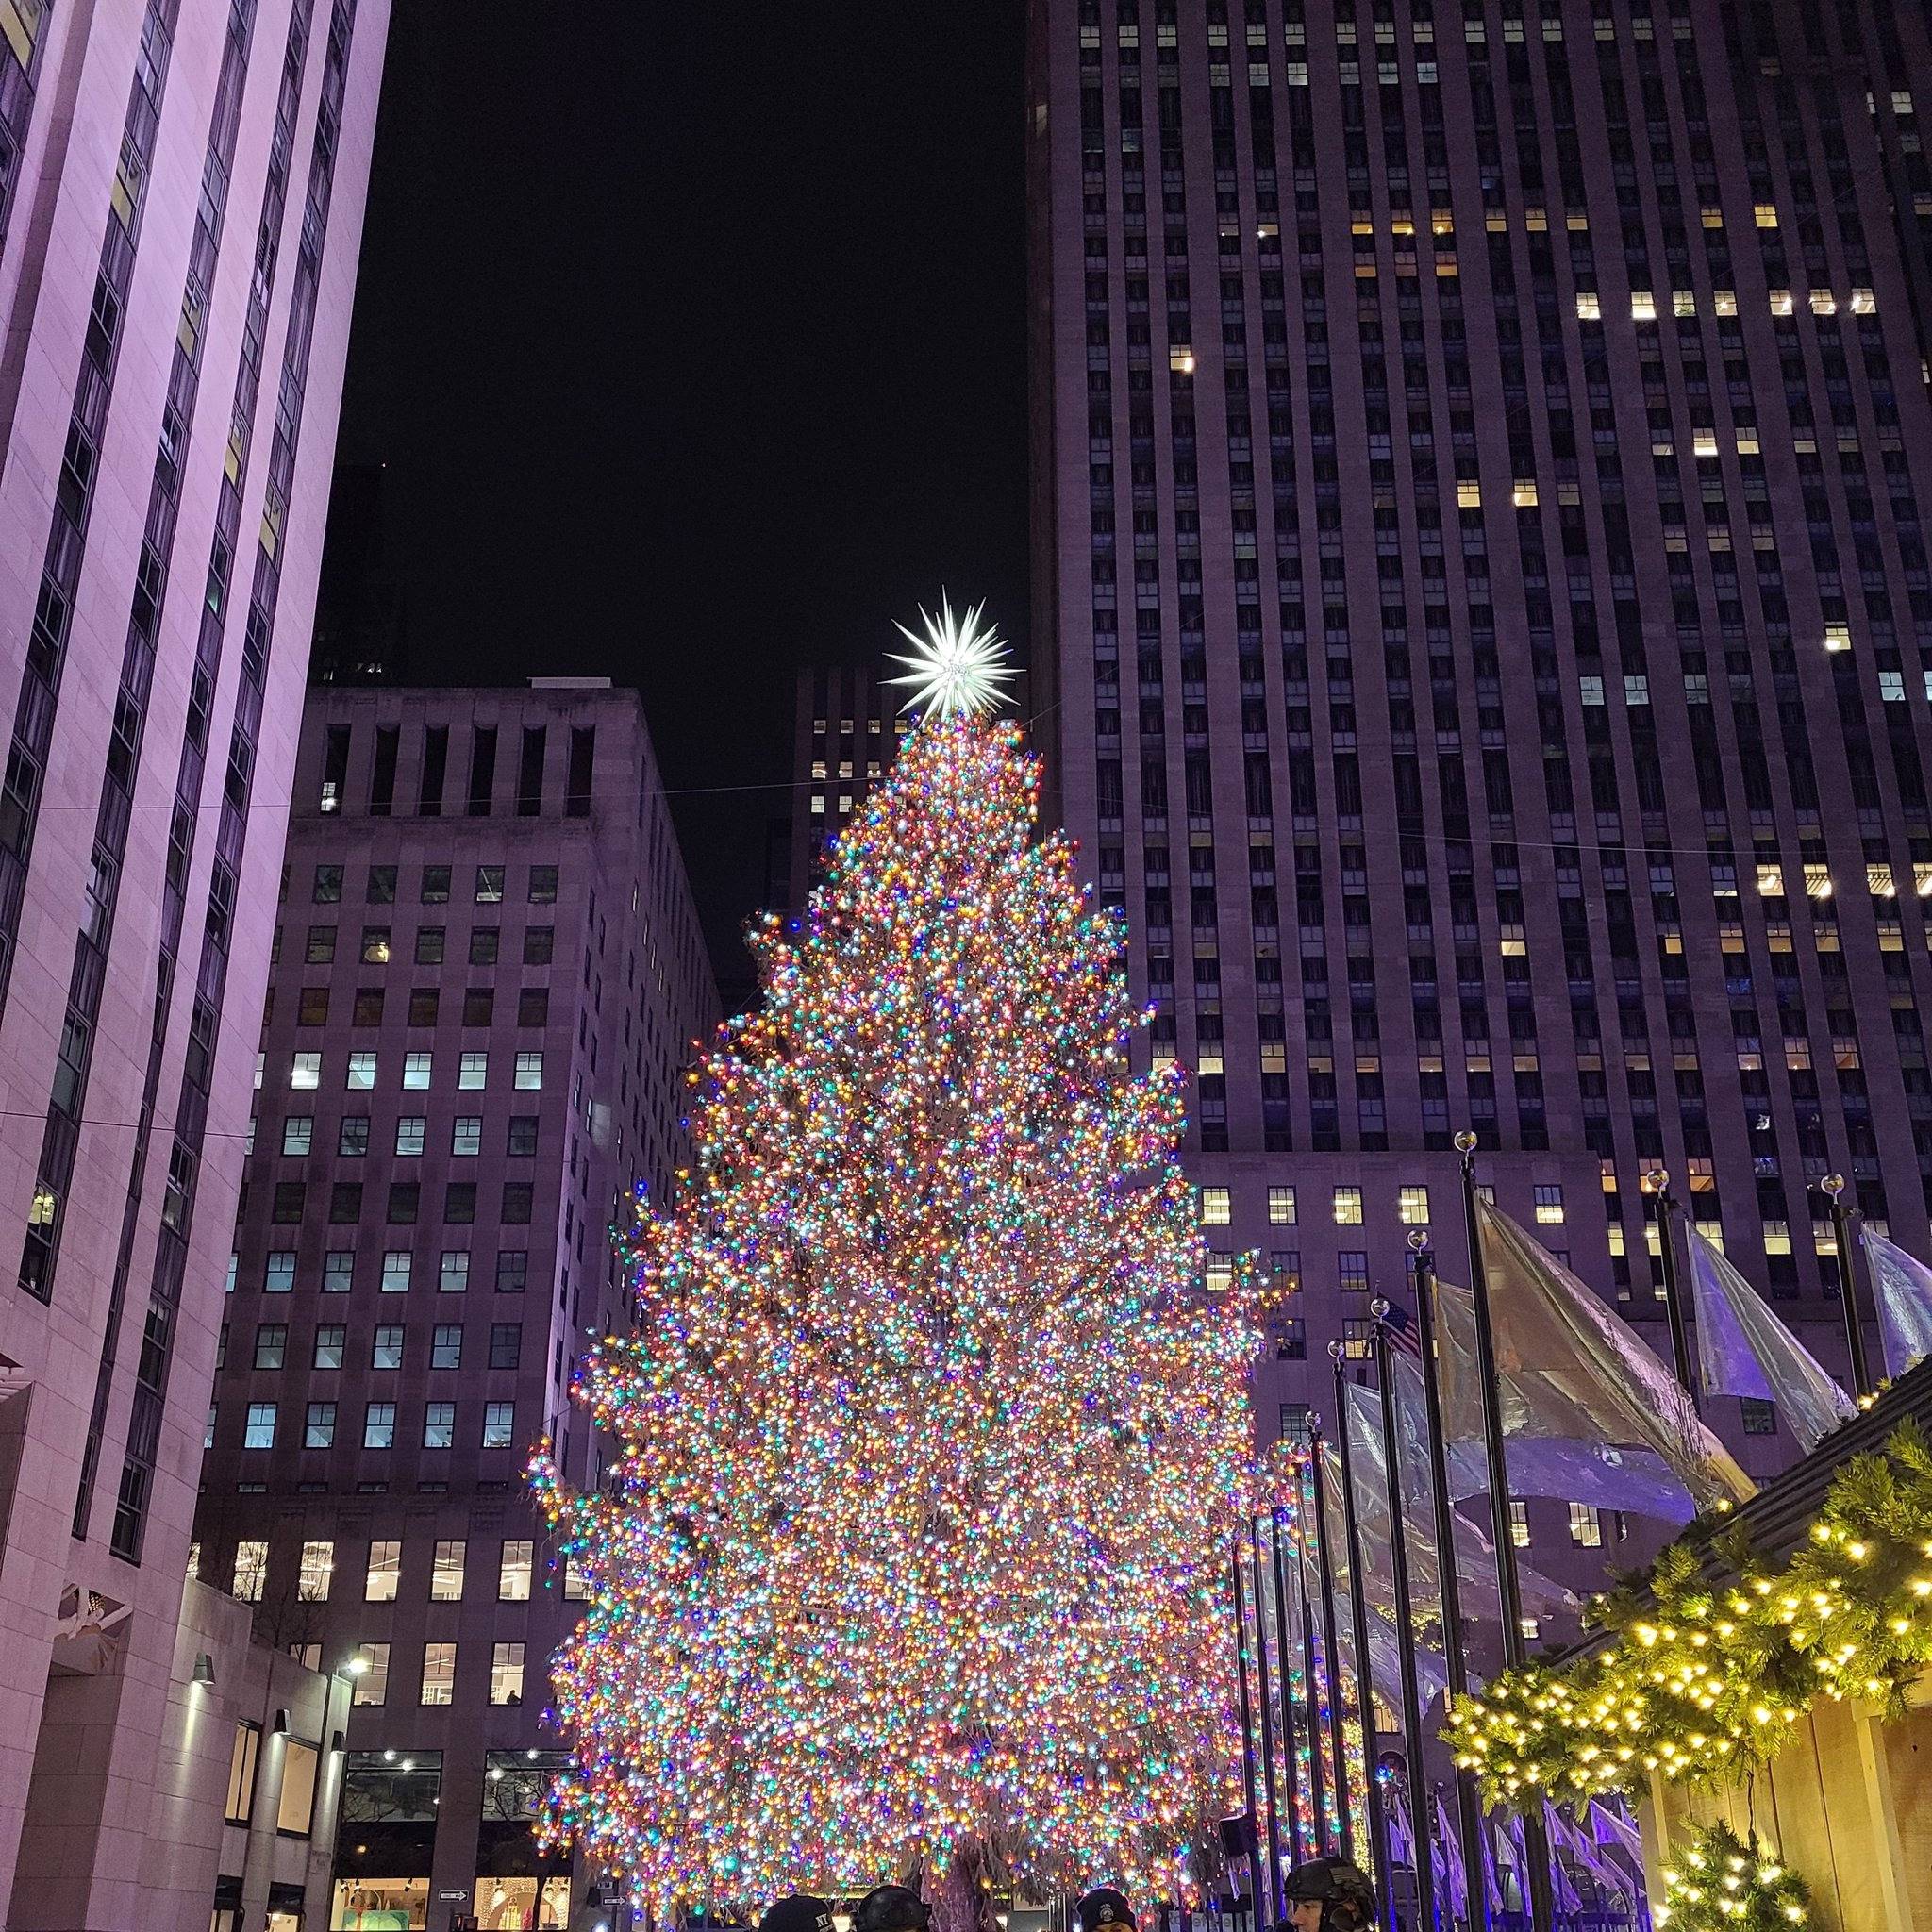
[760,1898,834,1932]
[1076,1889,1136,1932]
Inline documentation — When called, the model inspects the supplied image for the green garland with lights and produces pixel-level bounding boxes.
[1441,1422,1932,1807]
[1655,1822,1811,1929]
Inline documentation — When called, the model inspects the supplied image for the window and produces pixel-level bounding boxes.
[523,925,554,965]
[313,1325,345,1369]
[458,1050,488,1090]
[243,1402,277,1449]
[489,1323,521,1370]
[528,865,558,903]
[328,1182,362,1223]
[372,1325,404,1370]
[306,924,337,964]
[439,1250,470,1293]
[1333,1186,1363,1224]
[366,863,397,904]
[1741,1397,1777,1436]
[414,926,445,965]
[1267,1186,1296,1224]
[408,988,439,1026]
[298,1541,333,1601]
[432,1324,463,1370]
[564,1558,591,1600]
[1534,1184,1566,1224]
[277,1738,319,1837]
[265,1254,296,1298]
[1337,1252,1370,1295]
[481,1401,515,1449]
[469,927,499,965]
[360,926,391,964]
[345,1051,375,1091]
[387,1182,420,1224]
[1200,1187,1231,1224]
[394,1117,425,1157]
[354,986,387,1025]
[495,1250,527,1294]
[513,1051,543,1090]
[498,1540,534,1601]
[365,1541,402,1601]
[421,864,451,904]
[445,1182,477,1224]
[506,1116,538,1157]
[351,1642,389,1706]
[233,1541,269,1602]
[1203,1251,1234,1292]
[1520,1617,1541,1642]
[1508,1499,1531,1547]
[254,1324,287,1370]
[1397,1185,1429,1224]
[475,865,504,904]
[423,1402,456,1449]
[281,1116,313,1156]
[225,1723,261,1824]
[338,1115,370,1157]
[403,1050,432,1089]
[421,1641,457,1706]
[323,1251,355,1293]
[1568,1502,1602,1547]
[501,1182,532,1224]
[430,1541,465,1600]
[290,1052,320,1091]
[363,1404,397,1451]
[312,865,342,903]
[205,1404,217,1449]
[304,1402,336,1448]
[516,989,548,1026]
[461,989,493,1026]
[490,1641,525,1707]
[451,1117,482,1157]
[1277,1402,1314,1446]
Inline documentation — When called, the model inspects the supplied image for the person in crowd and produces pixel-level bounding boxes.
[1075,1888,1136,1932]
[1280,1857,1375,1932]
[854,1885,933,1932]
[761,1897,835,1932]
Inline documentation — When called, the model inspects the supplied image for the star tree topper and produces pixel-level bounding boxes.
[886,592,1017,720]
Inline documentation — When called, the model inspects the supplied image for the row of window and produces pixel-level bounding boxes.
[300,861,557,907]
[269,1114,541,1158]
[350,1639,527,1708]
[217,1534,573,1606]
[1198,1180,1565,1225]
[291,920,555,967]
[269,1048,544,1091]
[225,1398,518,1452]
[314,719,596,823]
[224,1319,522,1374]
[232,1247,530,1295]
[264,1179,537,1227]
[283,981,549,1028]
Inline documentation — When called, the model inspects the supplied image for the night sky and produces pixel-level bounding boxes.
[332,5,1029,991]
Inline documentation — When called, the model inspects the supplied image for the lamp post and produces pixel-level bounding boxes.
[1642,1168,1698,1407]
[1819,1174,1873,1398]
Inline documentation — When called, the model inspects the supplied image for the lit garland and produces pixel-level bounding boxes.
[1442,1422,1932,1807]
[530,715,1263,1913]
[1655,1823,1811,1929]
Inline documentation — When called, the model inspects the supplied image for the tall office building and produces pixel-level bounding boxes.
[1028,0,1932,1537]
[192,684,717,1931]
[774,663,901,912]
[0,4,391,1924]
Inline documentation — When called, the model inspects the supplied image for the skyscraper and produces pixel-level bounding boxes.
[1027,0,1932,1526]
[0,3,391,1921]
[191,683,717,1930]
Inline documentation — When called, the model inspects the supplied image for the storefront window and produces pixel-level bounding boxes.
[472,1876,571,1930]
[330,1876,427,1928]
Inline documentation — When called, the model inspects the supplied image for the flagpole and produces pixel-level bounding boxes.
[1407,1232,1489,1932]
[1229,1536,1268,1931]
[1819,1174,1874,1398]
[1454,1131,1556,1932]
[1329,1342,1393,1932]
[1292,1473,1334,1857]
[1642,1169,1699,1407]
[1249,1516,1286,1924]
[1268,1507,1307,1866]
[1307,1429,1354,1865]
[1369,1301,1437,1932]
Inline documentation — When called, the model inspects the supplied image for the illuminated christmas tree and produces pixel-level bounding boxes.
[532,607,1260,1919]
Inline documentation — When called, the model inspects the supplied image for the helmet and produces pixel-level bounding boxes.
[1076,1890,1136,1932]
[1280,1858,1374,1931]
[855,1887,933,1932]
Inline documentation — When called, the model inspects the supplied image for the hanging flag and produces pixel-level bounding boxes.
[1442,1200,1756,1507]
[1588,1797,1643,1862]
[1433,1794,1469,1929]
[1860,1225,1932,1380]
[1685,1225,1857,1449]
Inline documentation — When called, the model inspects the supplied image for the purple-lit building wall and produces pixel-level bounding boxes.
[0,4,391,1925]
[192,683,718,1930]
[1028,0,1932,1588]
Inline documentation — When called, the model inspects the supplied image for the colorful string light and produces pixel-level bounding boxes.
[531,716,1263,1914]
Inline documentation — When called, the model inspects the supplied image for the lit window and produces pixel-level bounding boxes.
[1200,1187,1231,1224]
[351,1642,390,1706]
[1879,671,1906,703]
[1578,675,1605,705]
[403,1051,432,1090]
[1630,291,1657,322]
[1754,202,1778,227]
[345,1051,375,1091]
[233,1541,269,1602]
[1204,1252,1235,1292]
[1761,1221,1792,1256]
[1574,291,1601,320]
[1849,287,1875,314]
[1769,288,1794,316]
[365,1541,401,1602]
[1568,1502,1602,1547]
[394,1117,425,1157]
[498,1540,534,1602]
[451,1117,482,1157]
[1520,1617,1541,1641]
[1508,1499,1530,1547]
[430,1541,465,1601]
[1396,1186,1429,1224]
[1169,344,1195,375]
[1267,1185,1296,1224]
[290,1052,321,1091]
[1511,477,1539,508]
[1332,1185,1363,1224]
[324,1251,354,1293]
[481,1401,515,1449]
[514,1051,544,1090]
[243,1402,276,1450]
[225,1723,261,1825]
[1533,1184,1565,1224]
[1713,289,1738,315]
[440,1250,470,1293]
[380,1252,411,1293]
[363,1403,397,1451]
[304,1402,336,1448]
[281,1116,313,1156]
[264,1252,296,1294]
[490,1641,526,1707]
[420,1641,457,1707]
[423,1402,456,1449]
[298,1541,334,1601]
[1824,623,1852,653]
[458,1050,488,1089]
[564,1558,591,1601]
[1456,479,1481,508]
